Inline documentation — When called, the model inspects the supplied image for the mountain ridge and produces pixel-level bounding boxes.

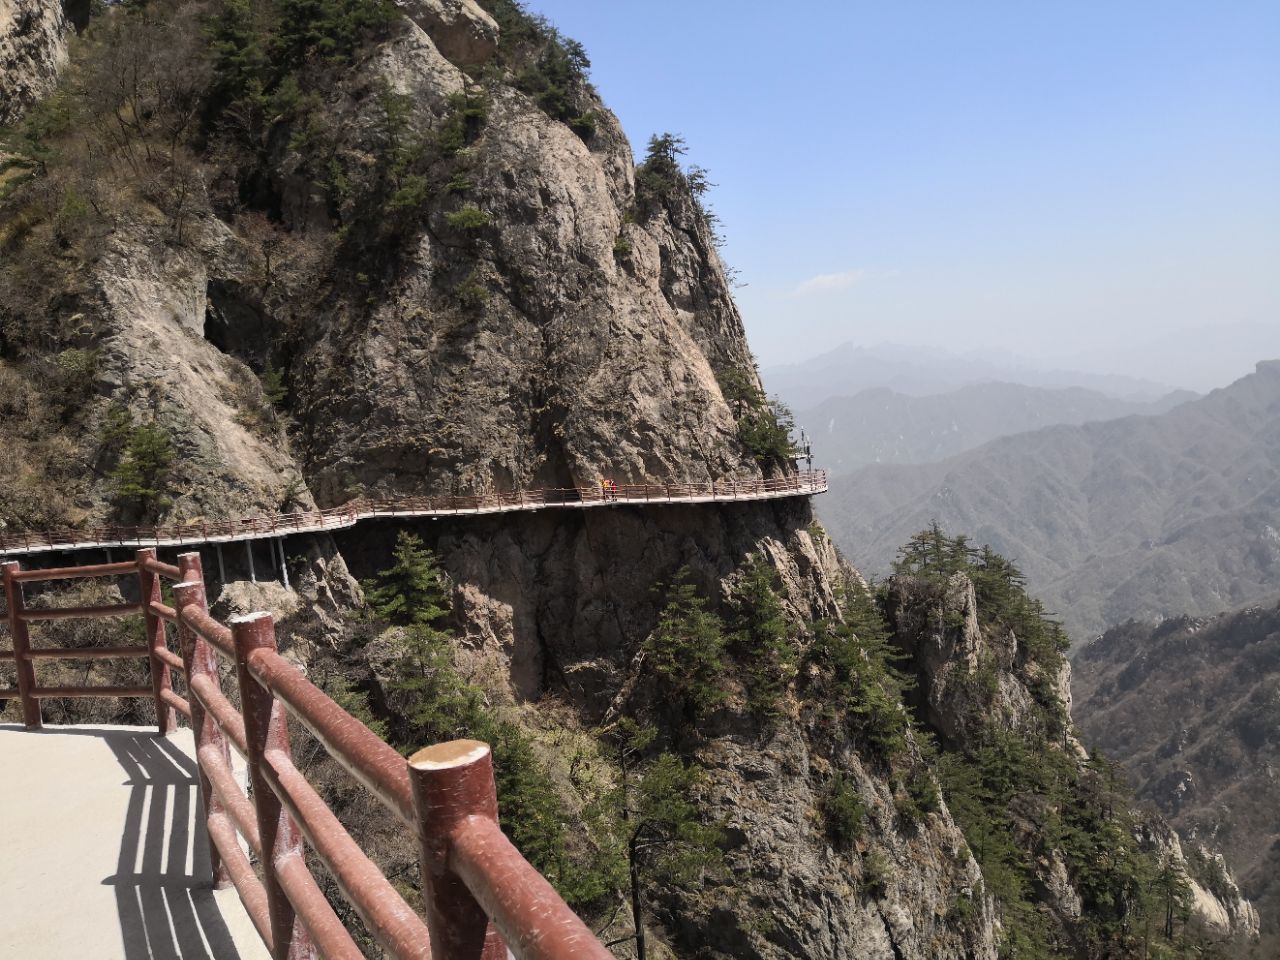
[819,360,1280,640]
[800,380,1194,473]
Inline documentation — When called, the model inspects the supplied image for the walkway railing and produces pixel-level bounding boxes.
[0,553,611,959]
[0,470,828,557]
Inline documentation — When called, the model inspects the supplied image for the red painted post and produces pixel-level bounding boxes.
[173,554,231,888]
[1,561,41,728]
[232,611,316,960]
[137,548,176,735]
[408,740,507,960]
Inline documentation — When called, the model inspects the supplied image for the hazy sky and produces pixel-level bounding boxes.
[523,1,1279,391]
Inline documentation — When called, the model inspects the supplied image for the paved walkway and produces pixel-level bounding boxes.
[0,724,270,960]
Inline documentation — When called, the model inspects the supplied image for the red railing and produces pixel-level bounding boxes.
[0,552,611,959]
[0,470,828,556]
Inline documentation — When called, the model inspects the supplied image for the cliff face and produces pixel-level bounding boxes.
[0,0,69,127]
[1074,606,1280,950]
[886,559,1258,954]
[0,3,999,956]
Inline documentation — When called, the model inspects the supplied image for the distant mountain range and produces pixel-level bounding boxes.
[799,382,1194,473]
[1073,603,1280,949]
[763,342,1183,410]
[818,360,1280,641]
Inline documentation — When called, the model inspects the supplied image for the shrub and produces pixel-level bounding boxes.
[808,583,915,763]
[455,268,490,309]
[714,365,797,465]
[436,88,490,158]
[822,772,867,848]
[445,205,492,231]
[861,850,892,896]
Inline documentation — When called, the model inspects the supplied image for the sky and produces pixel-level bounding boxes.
[522,1,1280,392]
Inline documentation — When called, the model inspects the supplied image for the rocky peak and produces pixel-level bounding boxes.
[398,0,499,66]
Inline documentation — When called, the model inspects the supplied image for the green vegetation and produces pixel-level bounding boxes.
[356,540,727,935]
[822,772,867,848]
[714,365,797,466]
[444,204,492,231]
[727,558,798,720]
[362,533,618,906]
[889,526,1207,956]
[362,532,451,626]
[602,718,723,960]
[894,523,1070,726]
[475,0,597,136]
[109,421,176,515]
[808,582,915,764]
[641,572,729,721]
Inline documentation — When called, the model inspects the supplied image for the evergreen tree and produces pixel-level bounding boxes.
[727,558,797,720]
[642,573,729,721]
[602,718,723,960]
[362,531,450,626]
[110,423,176,514]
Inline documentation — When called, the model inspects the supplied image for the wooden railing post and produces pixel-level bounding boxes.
[1,561,41,729]
[232,611,315,960]
[173,554,231,888]
[408,740,506,960]
[137,548,176,735]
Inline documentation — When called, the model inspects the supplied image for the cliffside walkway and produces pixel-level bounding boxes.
[0,552,614,959]
[0,470,828,559]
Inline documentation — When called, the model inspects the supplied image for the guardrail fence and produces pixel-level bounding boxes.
[0,470,828,557]
[0,552,611,960]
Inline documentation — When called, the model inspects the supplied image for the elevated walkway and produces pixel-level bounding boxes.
[0,724,270,960]
[0,470,828,558]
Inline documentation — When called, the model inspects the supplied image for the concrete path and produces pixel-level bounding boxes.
[0,724,271,960]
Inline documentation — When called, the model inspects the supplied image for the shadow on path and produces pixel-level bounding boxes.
[95,729,243,960]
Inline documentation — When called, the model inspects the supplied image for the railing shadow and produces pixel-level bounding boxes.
[97,729,243,960]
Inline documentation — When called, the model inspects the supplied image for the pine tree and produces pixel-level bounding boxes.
[727,558,797,719]
[110,423,176,514]
[363,531,450,626]
[603,718,723,960]
[642,573,729,720]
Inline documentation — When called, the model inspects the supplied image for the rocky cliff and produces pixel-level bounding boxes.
[0,0,69,127]
[884,533,1258,955]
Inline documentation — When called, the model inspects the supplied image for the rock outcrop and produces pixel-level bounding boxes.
[0,0,69,125]
[887,568,1259,952]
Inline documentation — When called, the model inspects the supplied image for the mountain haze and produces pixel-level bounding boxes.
[764,342,1182,410]
[820,360,1280,641]
[802,382,1193,473]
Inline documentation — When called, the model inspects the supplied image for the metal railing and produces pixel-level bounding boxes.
[0,470,828,557]
[0,552,611,959]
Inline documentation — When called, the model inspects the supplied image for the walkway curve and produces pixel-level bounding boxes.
[0,471,828,558]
